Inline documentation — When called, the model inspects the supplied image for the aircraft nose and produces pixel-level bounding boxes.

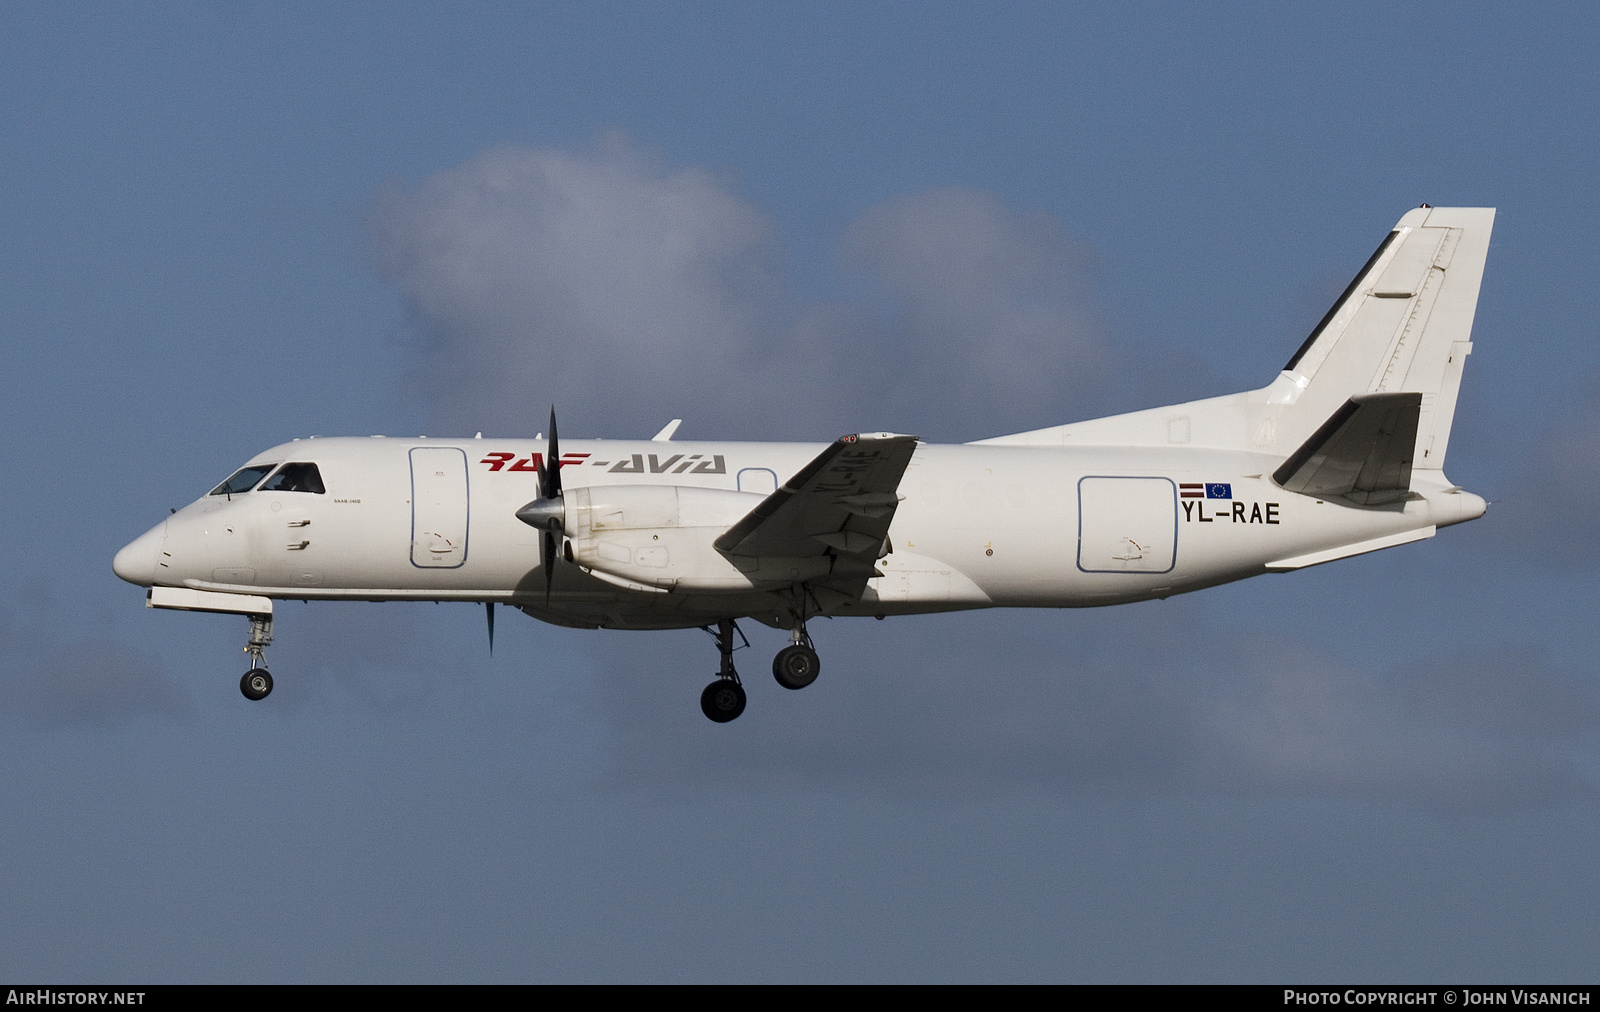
[113,522,166,587]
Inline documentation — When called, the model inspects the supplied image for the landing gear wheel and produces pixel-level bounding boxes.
[240,668,273,701]
[700,679,746,722]
[772,644,820,690]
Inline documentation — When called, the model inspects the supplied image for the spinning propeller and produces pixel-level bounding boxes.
[514,407,567,602]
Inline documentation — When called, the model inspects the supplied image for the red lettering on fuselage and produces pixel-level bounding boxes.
[480,453,515,471]
[479,452,591,472]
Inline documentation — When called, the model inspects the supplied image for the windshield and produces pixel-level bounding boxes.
[259,462,326,494]
[209,464,278,496]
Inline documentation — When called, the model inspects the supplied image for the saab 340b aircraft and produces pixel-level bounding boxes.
[114,206,1494,722]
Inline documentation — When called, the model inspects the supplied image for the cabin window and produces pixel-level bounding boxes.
[259,462,326,494]
[209,464,278,496]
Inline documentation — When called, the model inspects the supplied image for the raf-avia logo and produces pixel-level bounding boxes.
[479,452,590,473]
[479,452,726,475]
[1178,482,1280,525]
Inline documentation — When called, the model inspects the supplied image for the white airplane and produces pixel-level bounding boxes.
[114,206,1493,722]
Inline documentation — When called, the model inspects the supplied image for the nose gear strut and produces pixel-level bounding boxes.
[240,612,274,701]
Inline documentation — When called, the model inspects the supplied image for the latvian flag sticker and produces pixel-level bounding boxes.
[1180,482,1232,499]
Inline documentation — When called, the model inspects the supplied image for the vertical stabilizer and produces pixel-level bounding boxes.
[1270,206,1493,471]
[975,207,1495,474]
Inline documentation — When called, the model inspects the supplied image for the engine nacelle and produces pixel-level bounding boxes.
[562,485,834,592]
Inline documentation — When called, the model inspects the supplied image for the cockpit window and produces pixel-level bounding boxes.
[259,462,326,494]
[209,464,278,496]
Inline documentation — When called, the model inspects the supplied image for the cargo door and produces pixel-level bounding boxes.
[410,447,469,568]
[1077,476,1176,573]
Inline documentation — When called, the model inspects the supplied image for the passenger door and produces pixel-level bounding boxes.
[410,447,470,568]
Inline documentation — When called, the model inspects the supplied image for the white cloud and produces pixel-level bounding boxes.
[372,134,783,437]
[369,134,1151,442]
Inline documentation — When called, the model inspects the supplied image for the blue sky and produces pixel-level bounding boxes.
[3,2,1599,981]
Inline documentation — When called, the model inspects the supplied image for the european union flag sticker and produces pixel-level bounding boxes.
[1205,483,1233,499]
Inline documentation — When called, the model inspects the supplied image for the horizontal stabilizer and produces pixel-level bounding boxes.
[1265,525,1435,569]
[1273,392,1421,505]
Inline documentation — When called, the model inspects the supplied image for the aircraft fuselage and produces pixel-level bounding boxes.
[115,435,1482,630]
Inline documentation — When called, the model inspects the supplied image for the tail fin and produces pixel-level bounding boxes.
[1267,206,1494,472]
[976,206,1495,477]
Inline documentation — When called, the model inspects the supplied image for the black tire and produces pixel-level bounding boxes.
[772,645,820,690]
[700,679,746,722]
[240,668,273,701]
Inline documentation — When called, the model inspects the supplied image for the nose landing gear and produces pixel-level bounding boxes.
[239,612,274,701]
[241,667,273,700]
[700,618,746,723]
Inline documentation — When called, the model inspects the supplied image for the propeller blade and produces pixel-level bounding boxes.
[528,406,563,605]
[541,406,562,499]
[485,601,495,655]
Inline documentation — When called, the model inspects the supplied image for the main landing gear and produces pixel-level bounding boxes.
[700,619,747,723]
[772,624,820,691]
[698,613,824,722]
[239,612,274,701]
